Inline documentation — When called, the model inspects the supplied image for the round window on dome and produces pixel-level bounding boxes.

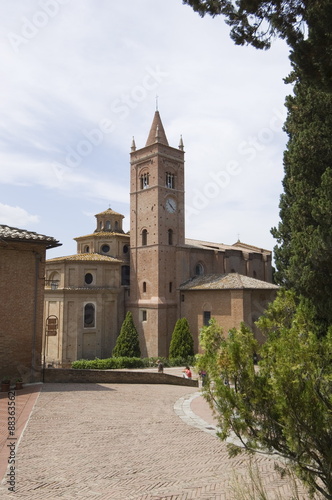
[101,244,110,253]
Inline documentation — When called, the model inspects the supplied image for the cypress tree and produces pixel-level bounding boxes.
[272,81,332,326]
[169,318,194,358]
[112,311,141,358]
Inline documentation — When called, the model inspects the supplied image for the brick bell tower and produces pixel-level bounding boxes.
[128,111,185,357]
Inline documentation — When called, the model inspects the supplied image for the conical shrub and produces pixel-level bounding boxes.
[112,311,141,358]
[169,318,194,358]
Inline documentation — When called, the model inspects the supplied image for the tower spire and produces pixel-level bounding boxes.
[155,125,160,142]
[145,111,169,147]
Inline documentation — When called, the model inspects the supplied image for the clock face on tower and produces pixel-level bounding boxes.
[165,197,177,213]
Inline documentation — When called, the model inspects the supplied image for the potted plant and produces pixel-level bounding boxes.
[1,377,11,392]
[15,378,23,390]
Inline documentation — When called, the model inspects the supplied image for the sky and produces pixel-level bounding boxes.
[0,0,293,260]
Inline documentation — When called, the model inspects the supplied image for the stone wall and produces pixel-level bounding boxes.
[44,368,198,387]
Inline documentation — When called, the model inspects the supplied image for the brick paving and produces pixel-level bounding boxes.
[0,379,311,499]
[0,384,41,481]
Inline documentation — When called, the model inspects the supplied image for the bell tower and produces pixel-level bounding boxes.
[128,111,185,357]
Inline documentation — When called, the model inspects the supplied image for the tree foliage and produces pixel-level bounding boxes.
[183,0,332,325]
[198,306,332,499]
[112,311,141,358]
[169,318,194,358]
[182,2,332,498]
[182,0,332,91]
[271,80,332,326]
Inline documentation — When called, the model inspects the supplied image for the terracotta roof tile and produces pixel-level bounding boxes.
[180,273,279,290]
[185,238,271,255]
[47,253,122,263]
[0,225,60,248]
[75,231,130,240]
[95,208,124,217]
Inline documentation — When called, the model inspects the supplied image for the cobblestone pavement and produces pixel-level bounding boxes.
[0,382,310,500]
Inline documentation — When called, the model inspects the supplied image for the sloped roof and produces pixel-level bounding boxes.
[185,238,271,255]
[0,225,60,248]
[95,208,124,218]
[230,240,271,254]
[75,231,130,240]
[180,273,279,291]
[47,253,122,263]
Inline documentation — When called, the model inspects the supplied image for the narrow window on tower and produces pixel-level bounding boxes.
[140,172,149,189]
[169,282,172,293]
[142,310,147,322]
[168,229,173,245]
[166,172,175,189]
[143,281,147,293]
[142,229,147,246]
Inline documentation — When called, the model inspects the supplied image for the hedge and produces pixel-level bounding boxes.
[71,356,196,370]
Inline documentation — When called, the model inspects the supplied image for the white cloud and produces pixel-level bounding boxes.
[0,203,39,227]
[0,0,292,258]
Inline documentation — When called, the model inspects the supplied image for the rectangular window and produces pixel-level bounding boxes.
[142,310,147,322]
[121,266,130,286]
[169,282,172,293]
[203,311,211,326]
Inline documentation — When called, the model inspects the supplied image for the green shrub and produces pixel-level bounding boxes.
[169,318,194,358]
[112,311,141,358]
[71,357,145,370]
[116,357,145,368]
[72,360,86,369]
[72,358,115,369]
[71,355,196,370]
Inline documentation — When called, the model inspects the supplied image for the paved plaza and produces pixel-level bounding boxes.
[0,376,310,499]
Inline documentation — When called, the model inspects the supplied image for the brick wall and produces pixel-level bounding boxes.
[44,368,198,386]
[0,242,47,383]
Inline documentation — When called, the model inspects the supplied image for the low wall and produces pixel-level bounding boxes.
[44,368,198,387]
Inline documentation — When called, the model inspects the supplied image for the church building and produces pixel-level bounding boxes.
[44,112,278,365]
